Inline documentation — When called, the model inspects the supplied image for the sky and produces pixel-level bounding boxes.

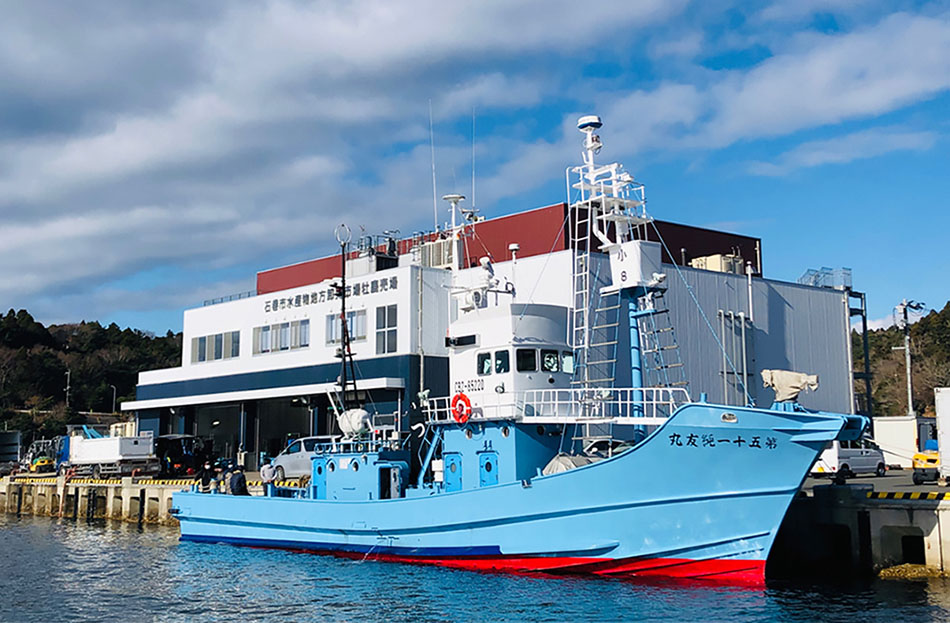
[1,0,948,335]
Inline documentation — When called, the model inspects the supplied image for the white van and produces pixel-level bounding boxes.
[271,436,320,480]
[812,438,887,482]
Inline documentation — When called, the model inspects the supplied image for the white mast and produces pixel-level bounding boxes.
[442,193,465,273]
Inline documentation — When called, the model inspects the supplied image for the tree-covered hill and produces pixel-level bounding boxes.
[0,309,181,442]
[1,299,946,442]
[853,301,950,417]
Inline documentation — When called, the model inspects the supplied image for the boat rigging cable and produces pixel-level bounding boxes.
[647,219,754,406]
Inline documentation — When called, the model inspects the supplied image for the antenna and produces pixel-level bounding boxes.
[429,100,438,231]
[471,106,476,212]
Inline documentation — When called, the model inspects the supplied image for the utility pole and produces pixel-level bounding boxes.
[893,299,925,417]
[64,369,71,409]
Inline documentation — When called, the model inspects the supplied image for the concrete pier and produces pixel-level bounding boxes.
[771,484,950,577]
[0,476,191,525]
[0,475,299,525]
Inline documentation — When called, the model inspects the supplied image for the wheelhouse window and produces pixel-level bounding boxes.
[495,350,510,374]
[376,304,397,354]
[541,349,560,373]
[516,348,537,372]
[562,351,575,375]
[477,352,492,376]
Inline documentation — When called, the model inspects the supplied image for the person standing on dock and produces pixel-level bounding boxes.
[260,459,277,487]
[194,461,215,493]
[219,464,234,494]
[229,465,249,496]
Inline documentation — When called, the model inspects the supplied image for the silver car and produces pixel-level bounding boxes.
[271,437,319,480]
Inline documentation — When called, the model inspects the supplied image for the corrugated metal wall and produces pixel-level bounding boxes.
[591,254,853,414]
[665,266,852,413]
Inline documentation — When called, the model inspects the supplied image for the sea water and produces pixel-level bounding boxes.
[1,514,949,623]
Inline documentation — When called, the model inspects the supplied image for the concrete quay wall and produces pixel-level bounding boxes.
[771,484,950,577]
[0,476,191,525]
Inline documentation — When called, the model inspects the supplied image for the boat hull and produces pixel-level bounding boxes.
[173,403,858,583]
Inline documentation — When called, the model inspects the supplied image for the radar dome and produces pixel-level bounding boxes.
[337,408,372,438]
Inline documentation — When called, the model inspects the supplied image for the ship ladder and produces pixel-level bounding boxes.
[637,291,688,395]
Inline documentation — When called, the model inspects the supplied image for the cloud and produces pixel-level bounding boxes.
[649,32,704,59]
[0,2,948,333]
[852,309,928,333]
[696,12,950,147]
[854,315,896,332]
[756,0,879,23]
[747,127,937,175]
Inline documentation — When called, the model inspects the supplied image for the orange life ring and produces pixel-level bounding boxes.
[451,392,472,424]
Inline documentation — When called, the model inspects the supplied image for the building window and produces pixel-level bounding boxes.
[516,348,537,372]
[376,304,397,354]
[280,322,290,351]
[191,331,241,363]
[260,325,271,353]
[253,319,314,356]
[326,310,367,345]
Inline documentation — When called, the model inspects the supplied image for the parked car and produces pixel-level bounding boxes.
[271,437,321,480]
[812,438,887,483]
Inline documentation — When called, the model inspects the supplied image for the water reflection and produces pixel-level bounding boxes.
[1,515,949,623]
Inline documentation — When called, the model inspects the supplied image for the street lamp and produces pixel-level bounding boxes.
[893,299,926,417]
[110,384,117,414]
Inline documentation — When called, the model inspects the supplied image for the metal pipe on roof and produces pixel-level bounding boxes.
[739,312,749,406]
[746,262,755,323]
[719,310,727,405]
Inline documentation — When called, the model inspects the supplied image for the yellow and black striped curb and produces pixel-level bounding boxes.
[145,479,194,486]
[248,479,303,487]
[867,491,950,501]
[6,477,304,488]
[69,479,122,485]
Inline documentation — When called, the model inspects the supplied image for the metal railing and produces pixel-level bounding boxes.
[202,290,257,306]
[310,436,402,455]
[424,387,690,425]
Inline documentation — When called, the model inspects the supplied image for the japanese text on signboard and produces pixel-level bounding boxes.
[264,276,398,313]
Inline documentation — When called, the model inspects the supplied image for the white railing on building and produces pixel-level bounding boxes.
[203,290,257,307]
